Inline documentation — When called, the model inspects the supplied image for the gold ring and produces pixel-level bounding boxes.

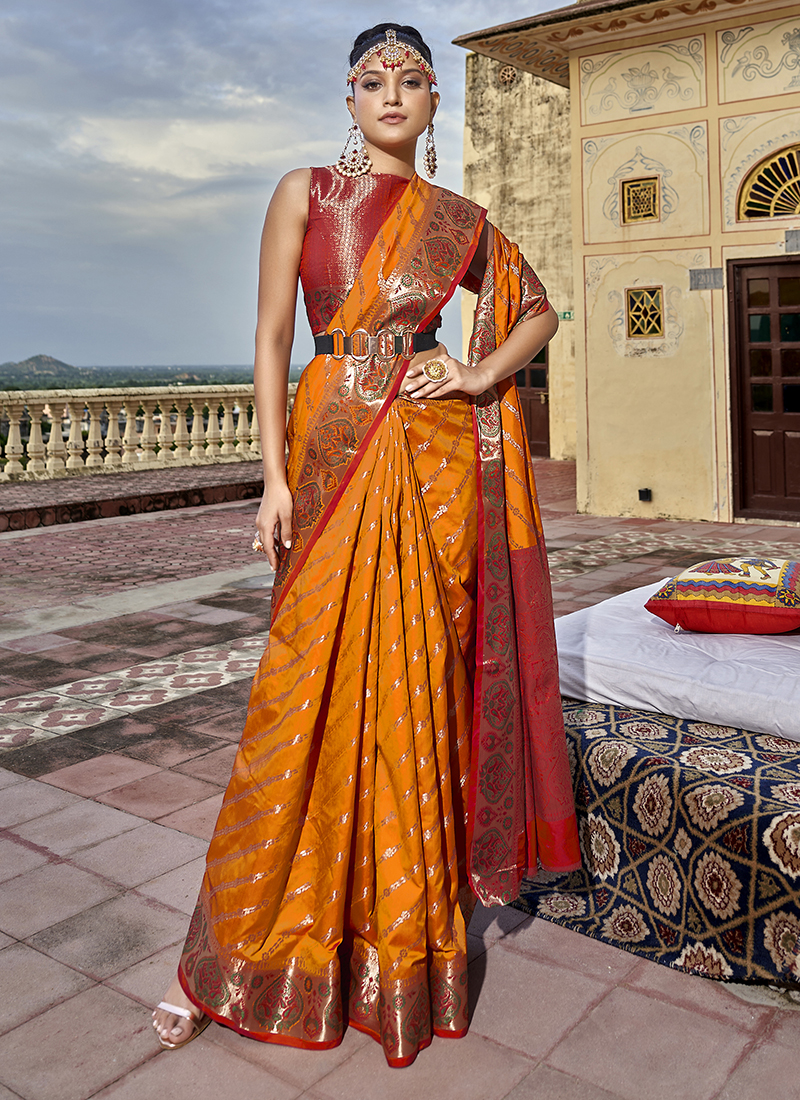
[422,359,448,383]
[252,533,265,553]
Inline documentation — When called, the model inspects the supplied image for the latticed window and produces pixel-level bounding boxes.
[497,64,518,86]
[626,286,664,338]
[621,177,660,224]
[738,145,800,220]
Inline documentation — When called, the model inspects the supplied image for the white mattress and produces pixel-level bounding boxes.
[555,580,800,742]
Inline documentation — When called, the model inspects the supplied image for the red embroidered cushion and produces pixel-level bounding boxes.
[645,558,800,634]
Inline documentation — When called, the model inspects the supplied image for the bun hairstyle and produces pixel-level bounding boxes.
[349,23,434,70]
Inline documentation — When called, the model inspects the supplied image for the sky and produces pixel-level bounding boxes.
[0,0,555,367]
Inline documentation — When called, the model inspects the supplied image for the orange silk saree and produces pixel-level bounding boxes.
[179,174,580,1067]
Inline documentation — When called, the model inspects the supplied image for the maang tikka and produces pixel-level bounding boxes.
[346,29,437,86]
[336,121,372,178]
[424,121,437,179]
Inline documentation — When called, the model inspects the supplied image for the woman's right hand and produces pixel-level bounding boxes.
[256,483,294,570]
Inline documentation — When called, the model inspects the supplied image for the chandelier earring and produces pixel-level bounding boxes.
[336,121,372,178]
[423,121,437,179]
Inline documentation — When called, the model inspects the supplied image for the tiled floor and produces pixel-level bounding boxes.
[0,461,263,532]
[2,460,800,1100]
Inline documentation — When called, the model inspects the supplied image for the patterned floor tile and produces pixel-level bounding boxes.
[0,691,68,715]
[8,703,122,736]
[548,531,800,580]
[0,633,269,752]
[0,723,60,750]
[88,685,188,711]
[54,675,137,698]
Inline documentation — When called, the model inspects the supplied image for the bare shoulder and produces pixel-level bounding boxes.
[266,168,311,223]
[273,168,311,205]
[277,167,312,194]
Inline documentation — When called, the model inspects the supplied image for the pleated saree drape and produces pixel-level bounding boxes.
[179,174,580,1067]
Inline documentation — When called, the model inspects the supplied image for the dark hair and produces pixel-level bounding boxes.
[349,23,433,70]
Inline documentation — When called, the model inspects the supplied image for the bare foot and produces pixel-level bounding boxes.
[152,974,202,1047]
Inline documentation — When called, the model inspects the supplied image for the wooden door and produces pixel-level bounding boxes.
[730,259,800,520]
[515,346,550,457]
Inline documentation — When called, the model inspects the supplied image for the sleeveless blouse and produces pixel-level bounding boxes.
[299,166,442,337]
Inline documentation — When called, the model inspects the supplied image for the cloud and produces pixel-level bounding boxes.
[1,0,554,365]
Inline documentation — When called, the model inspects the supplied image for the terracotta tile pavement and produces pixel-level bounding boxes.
[1,461,800,1099]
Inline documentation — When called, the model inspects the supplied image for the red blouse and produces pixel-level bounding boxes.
[299,167,443,337]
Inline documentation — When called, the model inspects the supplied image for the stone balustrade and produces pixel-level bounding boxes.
[0,384,297,481]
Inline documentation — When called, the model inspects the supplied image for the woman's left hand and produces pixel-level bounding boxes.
[401,344,490,401]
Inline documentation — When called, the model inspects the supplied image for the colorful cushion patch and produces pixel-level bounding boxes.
[645,558,800,634]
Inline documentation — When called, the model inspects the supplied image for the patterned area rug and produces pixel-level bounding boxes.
[514,700,800,986]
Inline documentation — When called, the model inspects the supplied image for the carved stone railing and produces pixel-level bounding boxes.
[0,384,297,481]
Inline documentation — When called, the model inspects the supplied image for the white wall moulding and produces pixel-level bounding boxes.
[0,384,296,482]
[582,124,709,244]
[718,16,800,104]
[722,109,800,228]
[579,37,706,125]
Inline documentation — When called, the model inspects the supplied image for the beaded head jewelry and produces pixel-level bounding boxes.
[336,29,438,179]
[346,29,437,86]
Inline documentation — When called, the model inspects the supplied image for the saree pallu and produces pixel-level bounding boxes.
[179,174,580,1067]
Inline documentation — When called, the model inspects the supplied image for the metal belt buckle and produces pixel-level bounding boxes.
[349,328,371,361]
[400,332,414,359]
[375,328,398,361]
[329,328,346,359]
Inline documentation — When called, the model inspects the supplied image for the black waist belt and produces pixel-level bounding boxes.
[314,328,438,361]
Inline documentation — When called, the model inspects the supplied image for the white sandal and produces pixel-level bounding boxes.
[152,1000,211,1050]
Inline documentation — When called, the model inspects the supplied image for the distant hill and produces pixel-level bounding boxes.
[0,355,257,390]
[2,354,88,386]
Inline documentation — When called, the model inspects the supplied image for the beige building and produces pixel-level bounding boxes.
[456,0,800,523]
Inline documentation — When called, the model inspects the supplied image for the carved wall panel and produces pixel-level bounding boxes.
[718,17,800,104]
[721,108,800,228]
[579,36,706,125]
[582,125,708,243]
[585,249,712,358]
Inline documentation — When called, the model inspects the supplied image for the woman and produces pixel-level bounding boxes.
[153,23,580,1068]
